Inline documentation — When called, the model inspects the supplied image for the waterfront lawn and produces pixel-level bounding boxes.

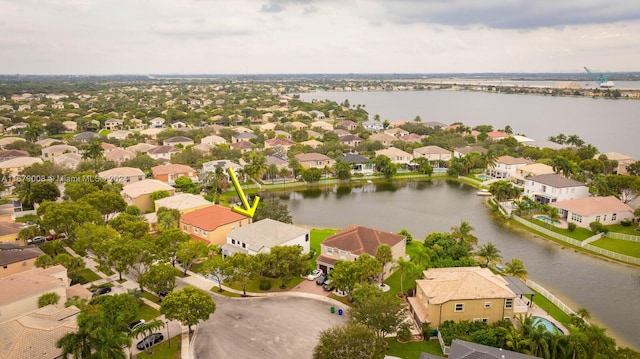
[529,218,594,241]
[591,237,640,258]
[136,335,181,358]
[309,228,338,268]
[605,223,640,235]
[531,289,572,327]
[386,339,443,358]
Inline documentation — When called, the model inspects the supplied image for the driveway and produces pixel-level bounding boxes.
[193,295,349,359]
[289,278,331,296]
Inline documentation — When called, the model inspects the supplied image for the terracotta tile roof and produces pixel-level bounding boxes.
[551,196,633,216]
[265,137,295,146]
[322,225,405,256]
[295,153,332,162]
[181,205,247,231]
[151,164,196,176]
[148,145,180,154]
[416,267,515,305]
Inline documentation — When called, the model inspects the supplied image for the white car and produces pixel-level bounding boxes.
[306,269,322,281]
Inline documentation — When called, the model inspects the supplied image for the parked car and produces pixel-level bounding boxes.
[26,236,45,245]
[92,286,112,295]
[306,269,322,281]
[46,232,67,241]
[322,280,334,291]
[128,319,145,331]
[316,274,327,285]
[136,333,164,350]
[158,289,170,301]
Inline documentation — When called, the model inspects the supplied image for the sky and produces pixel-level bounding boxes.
[1,0,639,75]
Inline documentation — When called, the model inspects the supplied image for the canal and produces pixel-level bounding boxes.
[263,180,640,348]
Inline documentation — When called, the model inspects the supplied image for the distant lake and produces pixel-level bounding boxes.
[299,90,640,159]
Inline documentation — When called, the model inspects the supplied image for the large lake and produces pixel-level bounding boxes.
[298,90,640,159]
[264,181,640,349]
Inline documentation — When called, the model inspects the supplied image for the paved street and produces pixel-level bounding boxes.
[193,295,349,359]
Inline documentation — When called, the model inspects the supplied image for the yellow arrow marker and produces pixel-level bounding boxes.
[227,167,260,218]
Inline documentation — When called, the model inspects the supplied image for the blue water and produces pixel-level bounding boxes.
[532,316,564,335]
[476,174,492,181]
[536,215,560,225]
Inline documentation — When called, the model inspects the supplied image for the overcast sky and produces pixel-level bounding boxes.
[1,0,639,75]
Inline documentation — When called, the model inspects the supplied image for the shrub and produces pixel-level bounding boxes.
[620,220,632,227]
[421,323,433,339]
[396,322,412,342]
[567,222,577,232]
[589,221,609,234]
[259,279,272,291]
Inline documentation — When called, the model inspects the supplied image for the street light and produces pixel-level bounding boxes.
[166,320,170,348]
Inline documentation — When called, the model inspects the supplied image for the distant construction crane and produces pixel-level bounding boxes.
[584,67,615,88]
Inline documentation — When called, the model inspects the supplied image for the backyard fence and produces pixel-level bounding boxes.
[437,331,450,355]
[525,279,577,317]
[606,232,640,243]
[512,215,640,266]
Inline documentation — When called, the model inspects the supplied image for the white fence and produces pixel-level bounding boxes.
[525,279,577,317]
[437,331,450,355]
[606,232,640,243]
[512,215,640,266]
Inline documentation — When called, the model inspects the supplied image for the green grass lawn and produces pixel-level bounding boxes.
[138,302,161,321]
[70,268,101,285]
[210,287,243,297]
[523,218,594,241]
[225,275,301,293]
[531,289,572,327]
[141,292,161,304]
[386,338,443,358]
[591,237,640,258]
[310,228,338,268]
[135,335,181,358]
[605,223,640,235]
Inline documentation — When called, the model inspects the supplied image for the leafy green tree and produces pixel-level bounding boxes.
[38,292,61,308]
[176,240,209,275]
[270,245,307,288]
[398,228,413,244]
[30,181,61,204]
[373,155,397,179]
[313,322,384,359]
[349,292,406,339]
[411,157,434,175]
[138,263,177,300]
[160,286,216,333]
[54,253,86,278]
[80,190,127,222]
[122,154,158,172]
[226,252,258,297]
[35,254,55,268]
[149,190,171,207]
[108,213,150,238]
[154,228,190,265]
[108,236,138,281]
[37,201,104,236]
[133,319,166,354]
[302,167,322,182]
[253,200,293,223]
[174,176,200,194]
[392,257,421,295]
[82,141,104,161]
[64,180,100,201]
[333,160,352,180]
[202,254,231,292]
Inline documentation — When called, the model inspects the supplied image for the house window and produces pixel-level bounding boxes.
[232,239,236,245]
[454,303,464,312]
[603,215,607,221]
[571,213,583,223]
[242,243,246,248]
[194,228,199,233]
[484,302,492,309]
[505,298,513,309]
[326,247,332,254]
[3,265,7,269]
[596,215,601,223]
[202,231,207,236]
[305,234,310,242]
[612,213,617,221]
[482,318,489,324]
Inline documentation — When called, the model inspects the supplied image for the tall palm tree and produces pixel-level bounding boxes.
[583,323,616,359]
[450,221,478,247]
[504,258,528,279]
[13,180,35,208]
[374,244,393,284]
[82,141,104,161]
[392,257,421,295]
[57,329,92,359]
[476,242,502,268]
[132,319,166,354]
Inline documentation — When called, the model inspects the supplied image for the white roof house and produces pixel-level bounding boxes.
[524,174,589,204]
[375,147,413,165]
[222,219,310,256]
[98,167,145,184]
[413,146,452,162]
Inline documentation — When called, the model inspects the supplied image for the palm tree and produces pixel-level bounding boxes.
[57,329,93,359]
[504,258,528,279]
[392,257,421,295]
[91,326,130,359]
[265,164,278,180]
[374,244,393,284]
[450,221,478,247]
[476,242,502,268]
[133,319,166,354]
[13,180,35,208]
[583,323,616,359]
[24,123,43,142]
[82,141,104,161]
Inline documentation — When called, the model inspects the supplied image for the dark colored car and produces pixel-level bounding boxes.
[92,286,112,295]
[158,289,170,301]
[136,333,164,350]
[316,274,327,285]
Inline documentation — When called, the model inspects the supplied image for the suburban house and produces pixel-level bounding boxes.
[147,145,181,161]
[41,144,79,159]
[400,133,423,143]
[0,222,23,244]
[121,179,175,212]
[311,121,333,131]
[335,120,358,131]
[155,193,212,215]
[104,148,136,164]
[104,118,124,130]
[332,129,351,138]
[0,149,28,162]
[339,134,363,148]
[231,132,257,143]
[362,120,383,132]
[0,243,43,277]
[375,147,413,165]
[265,156,288,171]
[202,159,242,181]
[488,155,535,179]
[288,121,308,131]
[524,174,589,204]
[222,219,310,256]
[181,205,250,245]
[413,146,452,163]
[384,128,410,138]
[408,267,522,329]
[101,142,117,152]
[163,136,194,147]
[98,167,145,184]
[149,117,165,128]
[35,138,62,148]
[551,196,634,229]
[0,137,25,149]
[453,146,487,158]
[421,339,538,359]
[0,157,43,178]
[230,141,253,153]
[73,131,99,143]
[151,164,198,185]
[301,139,323,148]
[317,225,406,277]
[511,163,555,185]
[264,137,296,152]
[594,152,635,175]
[369,133,397,148]
[295,153,334,169]
[62,120,78,132]
[486,131,510,141]
[200,135,227,146]
[106,129,133,140]
[342,153,374,175]
[52,153,82,169]
[127,143,158,154]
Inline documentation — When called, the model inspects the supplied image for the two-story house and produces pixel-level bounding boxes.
[222,219,310,256]
[295,153,334,169]
[121,179,175,212]
[151,164,198,185]
[375,147,413,165]
[488,155,534,179]
[413,146,452,164]
[41,144,79,159]
[524,173,589,204]
[98,167,145,184]
[317,225,406,278]
[180,205,250,245]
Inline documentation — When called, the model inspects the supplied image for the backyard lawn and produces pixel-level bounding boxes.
[529,218,595,241]
[591,237,640,258]
[604,223,640,235]
[386,338,443,358]
[70,268,101,285]
[531,289,572,327]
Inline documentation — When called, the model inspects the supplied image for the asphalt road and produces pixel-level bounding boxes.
[193,295,349,359]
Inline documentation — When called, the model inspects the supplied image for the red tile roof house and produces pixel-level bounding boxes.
[180,205,251,245]
[264,137,296,152]
[551,196,634,229]
[317,225,406,278]
[151,164,198,185]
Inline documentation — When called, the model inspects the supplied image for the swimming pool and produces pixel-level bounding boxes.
[476,174,492,181]
[536,215,560,226]
[531,316,564,335]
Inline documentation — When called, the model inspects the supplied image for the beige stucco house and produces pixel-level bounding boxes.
[222,219,310,256]
[0,243,43,277]
[98,167,145,184]
[180,205,250,245]
[551,196,634,229]
[375,147,413,165]
[121,179,175,212]
[41,144,79,159]
[295,153,334,169]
